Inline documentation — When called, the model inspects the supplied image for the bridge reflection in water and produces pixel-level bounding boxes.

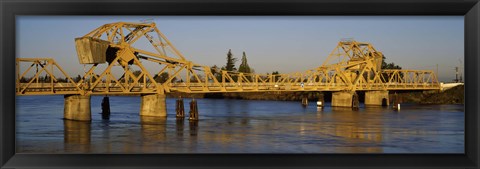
[62,112,386,153]
[63,120,91,153]
[57,105,462,153]
[328,107,385,153]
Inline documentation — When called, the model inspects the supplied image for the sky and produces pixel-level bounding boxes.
[17,16,464,82]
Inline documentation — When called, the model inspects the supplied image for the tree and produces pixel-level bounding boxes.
[238,51,253,81]
[221,49,238,82]
[153,72,176,83]
[74,75,82,82]
[190,75,203,83]
[210,65,222,82]
[380,55,403,82]
[19,77,30,83]
[90,74,99,83]
[42,75,51,82]
[153,72,166,83]
[57,77,68,83]
[238,51,252,73]
[268,71,280,81]
[225,49,237,71]
[132,70,143,80]
[381,56,402,69]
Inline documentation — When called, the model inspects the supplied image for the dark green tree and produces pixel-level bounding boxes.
[190,75,203,83]
[238,51,253,81]
[43,75,51,82]
[153,72,176,83]
[132,70,143,79]
[381,56,402,69]
[73,75,80,82]
[225,49,237,71]
[57,77,67,83]
[129,70,143,83]
[381,55,403,82]
[19,77,30,83]
[210,65,222,82]
[270,71,280,81]
[91,74,99,83]
[238,51,252,73]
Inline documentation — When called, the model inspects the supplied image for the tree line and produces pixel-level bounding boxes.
[18,75,82,83]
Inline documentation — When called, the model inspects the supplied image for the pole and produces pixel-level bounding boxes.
[455,67,459,82]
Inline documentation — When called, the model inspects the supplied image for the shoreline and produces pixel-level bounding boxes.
[168,85,465,105]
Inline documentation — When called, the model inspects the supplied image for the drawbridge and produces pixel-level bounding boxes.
[16,22,440,121]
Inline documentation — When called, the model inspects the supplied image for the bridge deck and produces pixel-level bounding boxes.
[16,82,440,96]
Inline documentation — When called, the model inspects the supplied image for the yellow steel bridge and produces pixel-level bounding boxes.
[16,22,440,96]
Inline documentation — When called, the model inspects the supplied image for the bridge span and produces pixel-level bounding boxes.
[16,22,440,121]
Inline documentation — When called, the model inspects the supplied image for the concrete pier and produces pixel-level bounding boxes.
[332,91,353,107]
[365,91,389,106]
[64,95,91,121]
[140,94,167,117]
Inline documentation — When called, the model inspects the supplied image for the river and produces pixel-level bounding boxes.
[16,95,464,153]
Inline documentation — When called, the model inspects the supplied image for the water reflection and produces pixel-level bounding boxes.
[176,118,185,138]
[99,120,113,152]
[17,96,464,153]
[329,107,384,153]
[63,120,91,153]
[189,120,198,136]
[140,116,167,141]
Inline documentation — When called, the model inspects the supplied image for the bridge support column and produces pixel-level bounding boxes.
[364,91,389,106]
[101,96,110,119]
[189,99,199,121]
[332,91,353,107]
[176,97,185,118]
[140,94,167,117]
[317,93,324,107]
[64,95,91,121]
[301,97,308,107]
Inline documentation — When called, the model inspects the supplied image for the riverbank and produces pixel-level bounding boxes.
[167,85,464,105]
[395,84,464,104]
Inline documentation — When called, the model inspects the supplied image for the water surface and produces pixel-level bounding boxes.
[16,95,464,153]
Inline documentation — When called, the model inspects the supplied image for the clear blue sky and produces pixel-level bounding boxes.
[17,16,463,82]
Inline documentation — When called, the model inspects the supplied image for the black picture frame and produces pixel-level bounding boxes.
[1,0,479,168]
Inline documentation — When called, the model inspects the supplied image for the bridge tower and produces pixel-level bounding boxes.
[70,22,197,120]
[321,39,388,107]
